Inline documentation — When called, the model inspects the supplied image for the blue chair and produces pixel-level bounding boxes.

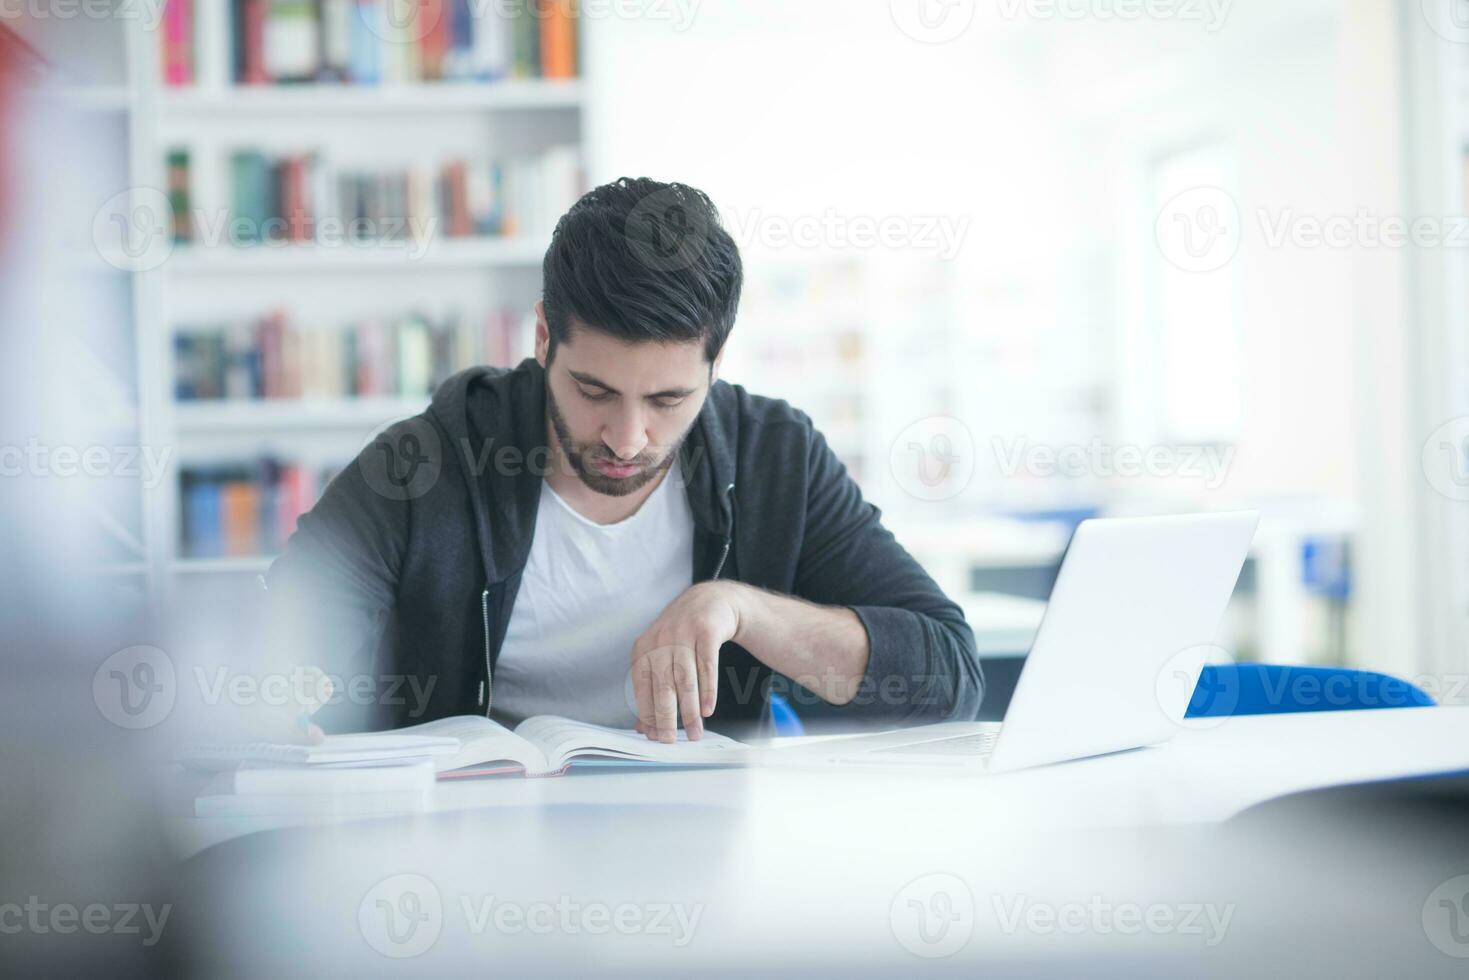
[768,692,805,736]
[1186,664,1435,718]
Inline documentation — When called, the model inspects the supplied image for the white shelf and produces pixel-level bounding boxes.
[175,398,430,433]
[171,557,274,575]
[165,236,546,274]
[160,81,584,115]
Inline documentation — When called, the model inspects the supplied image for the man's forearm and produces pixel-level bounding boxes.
[723,581,871,705]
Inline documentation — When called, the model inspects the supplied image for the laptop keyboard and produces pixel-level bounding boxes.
[885,731,1000,756]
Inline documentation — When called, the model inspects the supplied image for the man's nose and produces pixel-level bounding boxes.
[604,409,649,460]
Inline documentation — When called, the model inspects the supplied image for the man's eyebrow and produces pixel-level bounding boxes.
[567,370,695,399]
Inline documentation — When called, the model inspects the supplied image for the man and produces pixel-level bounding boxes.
[266,177,983,742]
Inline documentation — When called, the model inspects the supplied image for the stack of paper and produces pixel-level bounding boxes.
[178,732,460,818]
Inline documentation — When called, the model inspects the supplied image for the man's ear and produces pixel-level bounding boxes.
[534,303,550,367]
[711,348,724,384]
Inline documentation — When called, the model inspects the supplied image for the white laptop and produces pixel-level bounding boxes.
[770,511,1258,773]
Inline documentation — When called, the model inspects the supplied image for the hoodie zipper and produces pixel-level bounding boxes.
[480,587,493,717]
[711,482,736,580]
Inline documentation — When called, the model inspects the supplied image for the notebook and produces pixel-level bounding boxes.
[402,715,751,778]
[177,715,750,780]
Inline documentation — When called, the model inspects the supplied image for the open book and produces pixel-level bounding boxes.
[400,715,751,778]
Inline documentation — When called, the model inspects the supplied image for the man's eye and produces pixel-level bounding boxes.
[579,387,613,403]
[653,398,685,411]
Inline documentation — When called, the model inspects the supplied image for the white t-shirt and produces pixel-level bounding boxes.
[492,470,695,727]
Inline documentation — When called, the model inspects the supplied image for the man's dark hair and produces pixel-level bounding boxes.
[541,177,743,364]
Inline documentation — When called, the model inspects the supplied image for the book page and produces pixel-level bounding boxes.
[514,716,750,771]
[392,715,549,774]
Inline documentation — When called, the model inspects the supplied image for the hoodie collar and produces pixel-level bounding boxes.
[435,359,736,587]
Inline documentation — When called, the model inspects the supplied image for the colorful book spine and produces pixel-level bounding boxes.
[162,0,195,86]
[539,0,576,79]
[349,0,384,83]
[181,461,332,558]
[166,148,193,243]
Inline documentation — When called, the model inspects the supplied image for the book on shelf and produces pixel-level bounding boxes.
[174,306,528,402]
[180,459,331,559]
[162,0,195,86]
[182,0,582,87]
[166,148,193,243]
[181,146,580,247]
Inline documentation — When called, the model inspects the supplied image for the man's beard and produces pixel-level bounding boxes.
[545,383,690,498]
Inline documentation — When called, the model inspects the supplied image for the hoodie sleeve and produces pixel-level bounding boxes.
[791,425,985,725]
[261,422,416,730]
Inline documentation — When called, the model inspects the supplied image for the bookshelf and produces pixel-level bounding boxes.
[114,1,589,595]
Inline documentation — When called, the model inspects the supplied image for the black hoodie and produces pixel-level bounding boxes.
[264,359,983,736]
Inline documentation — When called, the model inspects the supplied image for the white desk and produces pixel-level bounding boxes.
[169,706,1469,860]
[169,708,1469,977]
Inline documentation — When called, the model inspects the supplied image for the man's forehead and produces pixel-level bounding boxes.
[557,325,709,389]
